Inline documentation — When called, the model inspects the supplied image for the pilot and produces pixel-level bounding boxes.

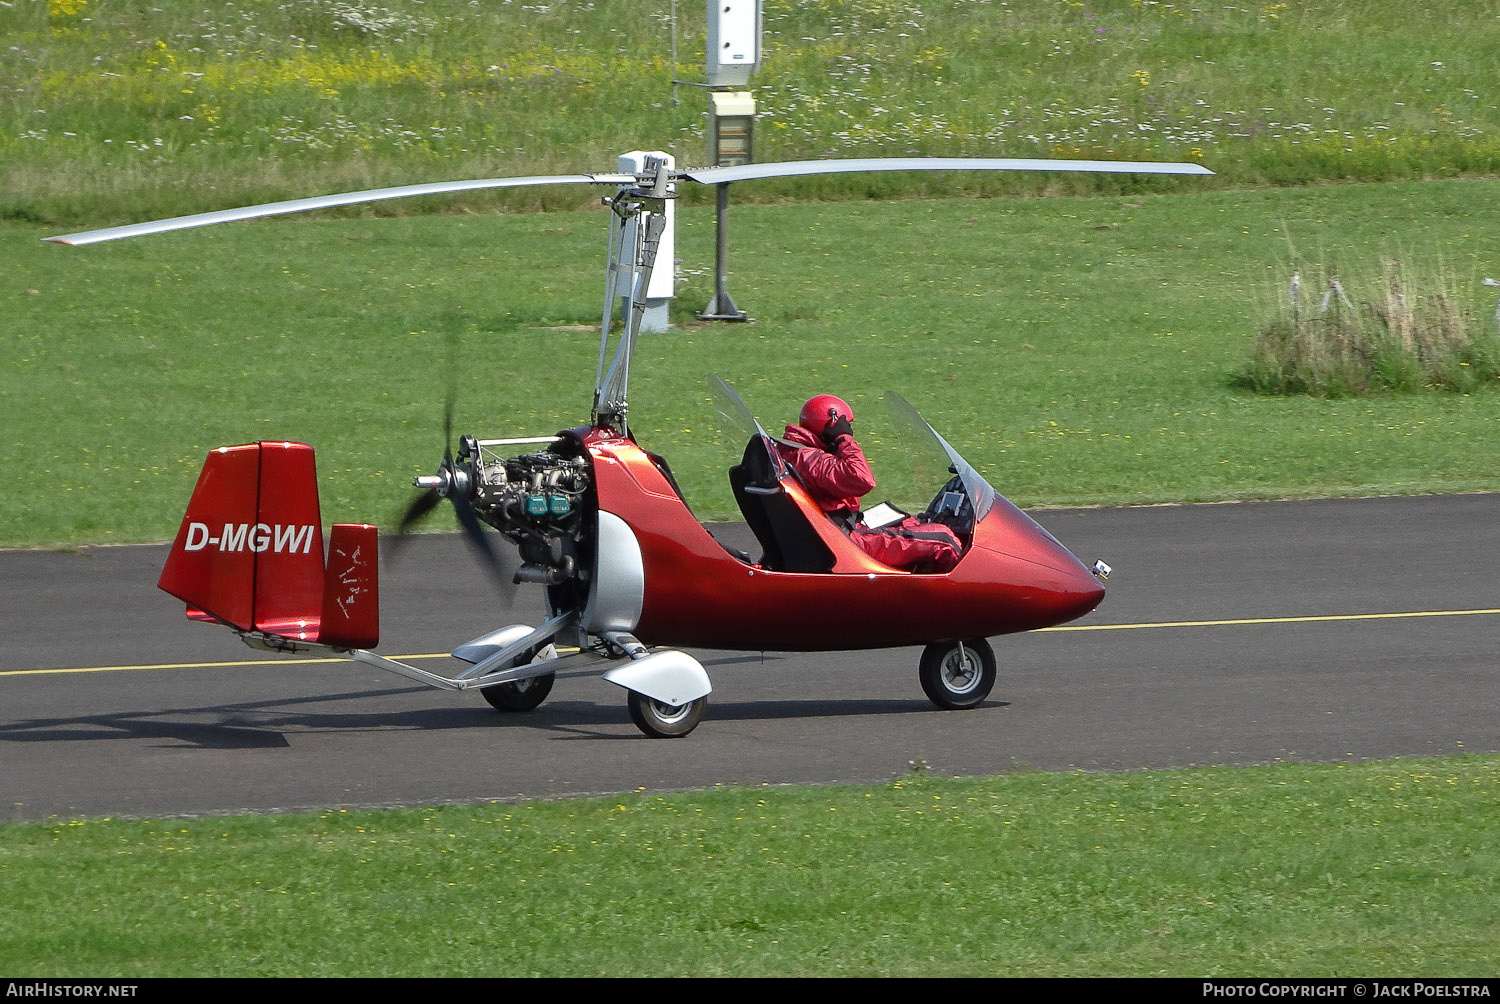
[779,394,962,573]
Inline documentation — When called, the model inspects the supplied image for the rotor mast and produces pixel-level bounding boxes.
[592,162,676,433]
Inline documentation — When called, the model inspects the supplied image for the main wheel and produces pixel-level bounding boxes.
[480,645,556,712]
[918,638,996,710]
[626,692,708,738]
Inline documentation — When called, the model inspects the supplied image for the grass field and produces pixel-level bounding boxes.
[8,176,1500,546]
[6,2,1500,546]
[4,1,1499,223]
[3,756,1498,976]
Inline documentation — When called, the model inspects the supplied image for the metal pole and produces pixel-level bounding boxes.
[698,183,748,321]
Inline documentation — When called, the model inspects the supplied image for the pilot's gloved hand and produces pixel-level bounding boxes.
[822,412,853,445]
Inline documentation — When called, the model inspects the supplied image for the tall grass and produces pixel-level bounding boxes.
[4,1,1499,224]
[1237,259,1500,396]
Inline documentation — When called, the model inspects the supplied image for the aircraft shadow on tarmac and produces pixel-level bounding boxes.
[0,684,1009,749]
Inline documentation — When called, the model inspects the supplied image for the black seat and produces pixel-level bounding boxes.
[728,437,834,573]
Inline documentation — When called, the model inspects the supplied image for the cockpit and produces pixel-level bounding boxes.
[710,376,993,575]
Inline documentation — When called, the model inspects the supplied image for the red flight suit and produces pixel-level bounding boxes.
[778,423,962,573]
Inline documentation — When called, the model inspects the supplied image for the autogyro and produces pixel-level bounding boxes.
[49,155,1209,736]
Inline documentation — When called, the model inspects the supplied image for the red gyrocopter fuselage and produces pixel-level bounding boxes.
[580,425,1106,652]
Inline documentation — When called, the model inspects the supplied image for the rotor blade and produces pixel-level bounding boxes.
[45,173,637,246]
[679,157,1214,186]
[47,157,1212,245]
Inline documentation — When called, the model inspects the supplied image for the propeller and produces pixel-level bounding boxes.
[398,390,463,534]
[390,371,519,603]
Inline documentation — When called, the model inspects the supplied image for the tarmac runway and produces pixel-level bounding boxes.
[3,494,1497,821]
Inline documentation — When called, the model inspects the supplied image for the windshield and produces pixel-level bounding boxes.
[882,392,998,523]
[707,375,788,480]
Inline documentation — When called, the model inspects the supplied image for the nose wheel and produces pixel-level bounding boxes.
[627,692,708,738]
[919,638,996,710]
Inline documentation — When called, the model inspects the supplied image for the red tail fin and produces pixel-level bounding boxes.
[159,442,379,649]
[318,522,380,649]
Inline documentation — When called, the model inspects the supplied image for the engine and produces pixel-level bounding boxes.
[471,450,589,536]
[409,433,595,588]
[466,443,591,585]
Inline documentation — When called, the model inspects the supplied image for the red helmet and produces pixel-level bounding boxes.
[799,394,854,437]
